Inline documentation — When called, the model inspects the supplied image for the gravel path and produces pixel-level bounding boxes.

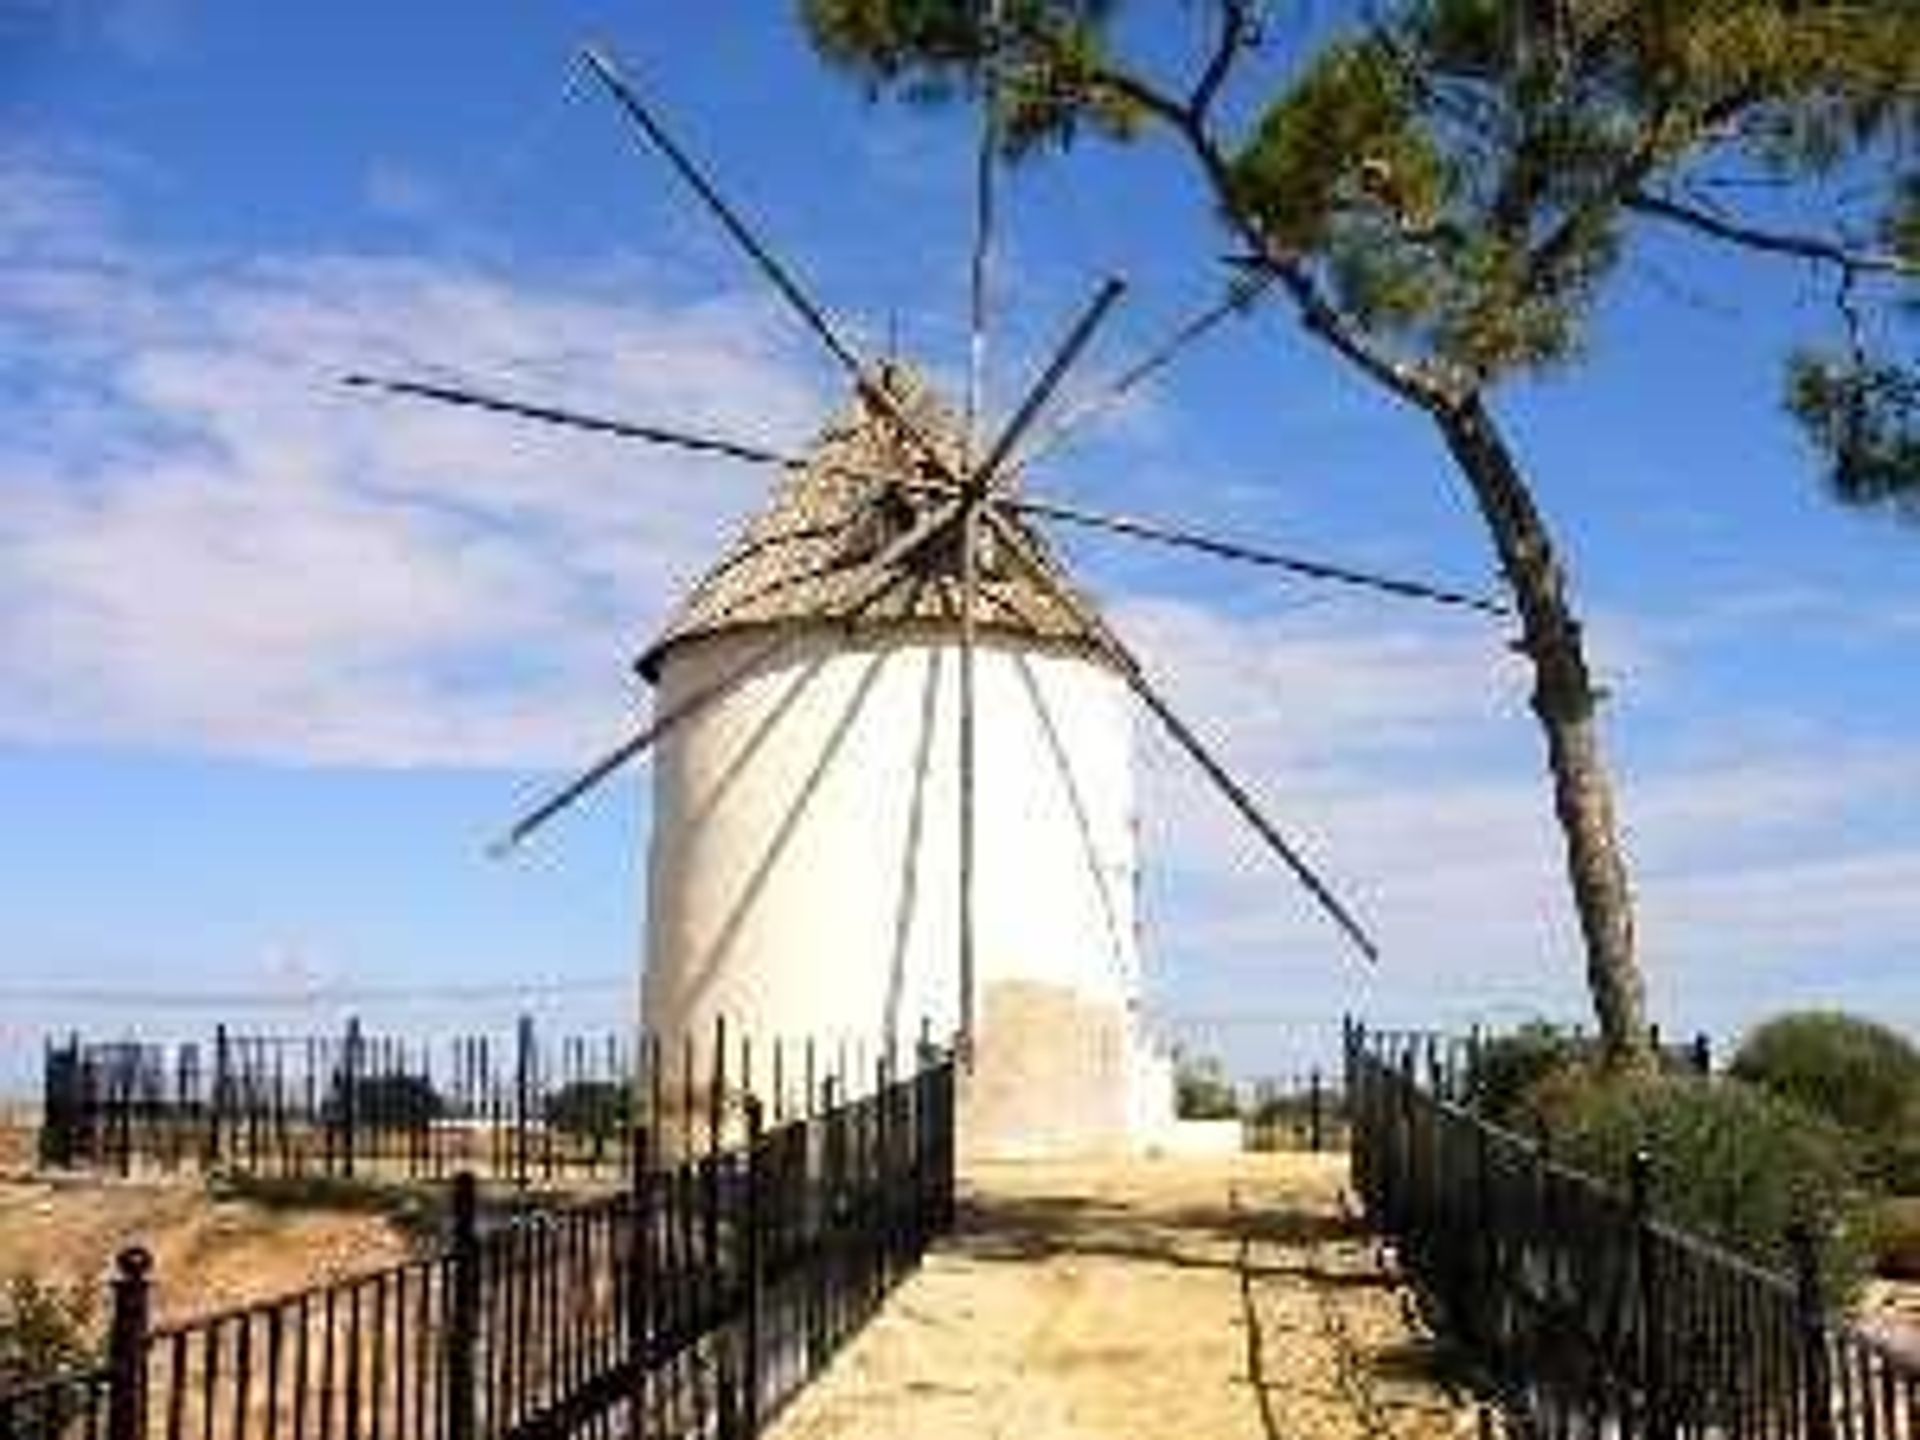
[768,1153,1486,1440]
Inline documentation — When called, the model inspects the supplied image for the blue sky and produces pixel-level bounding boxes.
[2,2,1915,1088]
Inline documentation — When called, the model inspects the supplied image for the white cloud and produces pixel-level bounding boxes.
[1108,595,1920,1048]
[0,151,827,765]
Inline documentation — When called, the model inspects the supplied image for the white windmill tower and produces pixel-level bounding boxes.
[347,44,1503,1157]
[634,363,1152,1155]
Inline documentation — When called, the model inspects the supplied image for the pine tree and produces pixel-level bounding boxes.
[801,0,1918,1069]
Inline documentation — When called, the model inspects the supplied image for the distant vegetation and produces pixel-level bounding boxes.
[322,1071,443,1130]
[544,1080,634,1142]
[1174,1055,1240,1121]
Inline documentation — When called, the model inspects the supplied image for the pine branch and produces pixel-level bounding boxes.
[1081,66,1454,410]
[1188,0,1251,124]
[1626,191,1918,279]
[986,7,1452,409]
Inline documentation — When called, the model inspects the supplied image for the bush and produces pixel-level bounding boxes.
[323,1071,443,1130]
[0,1273,95,1391]
[1552,1073,1874,1304]
[544,1080,634,1141]
[1730,1011,1920,1192]
[1879,1127,1920,1197]
[1174,1055,1240,1120]
[1464,1022,1593,1128]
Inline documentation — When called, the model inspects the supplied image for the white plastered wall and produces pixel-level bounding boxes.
[641,625,1157,1154]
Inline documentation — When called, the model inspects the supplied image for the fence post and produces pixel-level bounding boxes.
[205,1023,230,1170]
[629,1126,653,1440]
[1789,1221,1836,1440]
[105,1246,152,1440]
[1308,1069,1325,1154]
[447,1172,480,1440]
[1344,1021,1367,1206]
[1630,1151,1672,1440]
[39,1035,78,1169]
[513,1014,534,1188]
[909,1057,928,1258]
[340,1017,362,1179]
[1396,1048,1417,1236]
[1472,1115,1495,1350]
[743,1096,765,1438]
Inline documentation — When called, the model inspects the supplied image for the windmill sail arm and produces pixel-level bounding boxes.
[1003,494,1508,617]
[1020,271,1272,468]
[578,45,969,496]
[874,472,1506,617]
[973,276,1127,490]
[979,507,1381,966]
[491,499,966,856]
[343,374,798,468]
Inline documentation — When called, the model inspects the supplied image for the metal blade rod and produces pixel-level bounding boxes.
[957,499,980,1054]
[490,497,964,855]
[578,45,967,491]
[881,472,1506,617]
[580,45,868,383]
[972,276,1127,490]
[1005,494,1508,616]
[488,630,798,858]
[979,507,1381,965]
[964,0,1003,462]
[346,372,960,516]
[1021,271,1271,467]
[343,373,795,468]
[349,369,1498,619]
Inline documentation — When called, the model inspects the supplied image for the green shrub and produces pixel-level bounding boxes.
[323,1071,443,1130]
[1174,1055,1240,1120]
[544,1080,634,1141]
[1879,1124,1920,1197]
[0,1273,95,1390]
[1464,1022,1593,1128]
[1552,1073,1874,1304]
[1730,1011,1918,1147]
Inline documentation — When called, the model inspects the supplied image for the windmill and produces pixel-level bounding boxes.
[346,43,1503,1156]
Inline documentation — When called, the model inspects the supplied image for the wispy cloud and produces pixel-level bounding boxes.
[1108,594,1920,1045]
[1,149,827,766]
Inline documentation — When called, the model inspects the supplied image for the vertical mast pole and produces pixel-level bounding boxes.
[956,0,1001,1063]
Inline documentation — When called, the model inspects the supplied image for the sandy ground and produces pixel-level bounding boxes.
[0,1177,414,1332]
[768,1153,1486,1440]
[1863,1279,1920,1362]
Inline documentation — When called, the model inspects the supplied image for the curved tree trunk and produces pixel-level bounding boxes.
[1435,394,1654,1072]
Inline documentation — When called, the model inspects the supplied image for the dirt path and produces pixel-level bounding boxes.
[768,1153,1485,1440]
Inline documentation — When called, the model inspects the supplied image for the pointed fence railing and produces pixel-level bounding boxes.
[1345,1020,1918,1440]
[2,1048,956,1440]
[38,1019,910,1185]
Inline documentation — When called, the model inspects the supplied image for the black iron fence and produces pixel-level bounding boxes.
[39,1019,909,1185]
[2,1051,957,1440]
[1346,1020,1918,1440]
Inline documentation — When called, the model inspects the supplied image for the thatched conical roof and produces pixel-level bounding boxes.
[636,364,1107,682]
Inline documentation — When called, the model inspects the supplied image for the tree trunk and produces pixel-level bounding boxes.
[1435,394,1654,1072]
